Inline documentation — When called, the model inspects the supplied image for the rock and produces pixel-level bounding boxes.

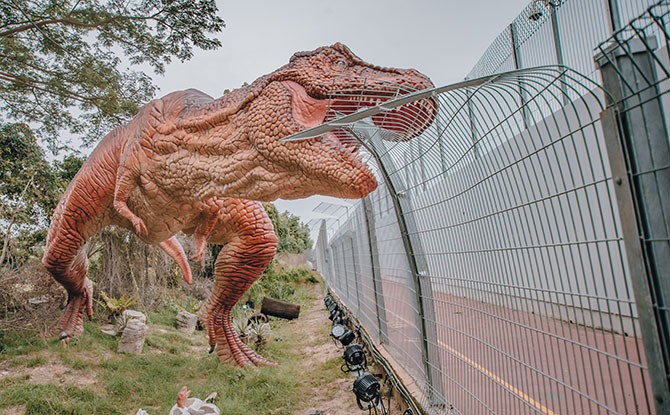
[118,318,147,354]
[122,309,147,324]
[175,311,198,334]
[100,324,118,336]
[27,295,49,305]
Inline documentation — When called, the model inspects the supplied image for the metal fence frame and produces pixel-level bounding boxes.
[298,1,670,414]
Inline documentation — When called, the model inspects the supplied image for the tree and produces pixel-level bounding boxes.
[0,123,88,266]
[0,0,225,151]
[263,203,313,254]
[0,123,59,265]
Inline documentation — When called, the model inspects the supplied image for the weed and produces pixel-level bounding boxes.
[25,355,46,368]
[97,291,137,321]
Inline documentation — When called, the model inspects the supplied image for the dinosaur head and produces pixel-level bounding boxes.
[251,43,437,200]
[273,42,437,137]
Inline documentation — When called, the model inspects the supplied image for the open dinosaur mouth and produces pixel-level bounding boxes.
[282,80,437,143]
[328,90,437,139]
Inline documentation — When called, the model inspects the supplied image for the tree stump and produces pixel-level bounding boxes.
[261,297,300,320]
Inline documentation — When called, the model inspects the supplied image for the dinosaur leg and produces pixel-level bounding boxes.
[42,232,93,339]
[197,200,277,366]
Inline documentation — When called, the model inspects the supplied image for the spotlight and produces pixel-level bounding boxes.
[328,308,341,322]
[326,301,339,314]
[342,343,366,372]
[331,324,355,345]
[353,371,381,409]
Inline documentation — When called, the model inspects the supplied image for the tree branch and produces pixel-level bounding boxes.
[0,10,164,38]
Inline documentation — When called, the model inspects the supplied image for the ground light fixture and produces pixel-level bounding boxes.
[328,308,342,323]
[342,343,367,372]
[353,371,385,413]
[325,297,338,313]
[331,323,355,345]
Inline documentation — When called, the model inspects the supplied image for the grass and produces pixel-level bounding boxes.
[0,272,342,415]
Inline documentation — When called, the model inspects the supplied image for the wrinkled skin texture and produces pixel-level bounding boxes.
[43,43,435,366]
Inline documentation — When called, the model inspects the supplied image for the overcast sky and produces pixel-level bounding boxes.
[152,0,531,229]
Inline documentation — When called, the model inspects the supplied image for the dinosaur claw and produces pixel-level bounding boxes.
[209,344,215,354]
[132,218,148,236]
[58,331,70,341]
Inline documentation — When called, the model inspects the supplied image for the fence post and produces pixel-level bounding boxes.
[597,36,670,412]
[362,196,389,344]
[509,22,531,129]
[315,221,329,293]
[605,0,622,32]
[547,1,569,103]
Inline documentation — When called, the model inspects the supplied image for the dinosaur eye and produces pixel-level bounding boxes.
[334,59,348,70]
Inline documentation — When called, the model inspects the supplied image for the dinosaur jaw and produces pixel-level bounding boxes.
[283,79,437,143]
[281,80,376,199]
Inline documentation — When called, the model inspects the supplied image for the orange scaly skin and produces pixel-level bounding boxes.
[42,43,435,366]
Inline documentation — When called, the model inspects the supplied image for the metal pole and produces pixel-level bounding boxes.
[547,1,569,103]
[597,36,670,413]
[362,196,389,343]
[510,22,531,129]
[605,0,623,33]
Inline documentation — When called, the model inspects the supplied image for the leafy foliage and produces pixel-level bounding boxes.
[0,0,225,149]
[0,123,87,266]
[263,203,313,254]
[97,290,137,320]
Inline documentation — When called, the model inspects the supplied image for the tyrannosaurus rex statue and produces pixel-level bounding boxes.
[42,43,436,366]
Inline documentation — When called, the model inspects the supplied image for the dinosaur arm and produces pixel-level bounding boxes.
[113,142,150,236]
[192,208,219,263]
[158,236,193,284]
[113,165,147,236]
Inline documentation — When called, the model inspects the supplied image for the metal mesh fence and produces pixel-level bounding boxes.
[294,1,670,414]
[467,0,657,81]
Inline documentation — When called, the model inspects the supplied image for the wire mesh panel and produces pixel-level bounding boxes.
[305,65,657,414]
[467,0,657,81]
[324,179,431,400]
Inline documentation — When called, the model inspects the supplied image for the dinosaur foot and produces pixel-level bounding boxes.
[205,306,275,367]
[47,279,93,339]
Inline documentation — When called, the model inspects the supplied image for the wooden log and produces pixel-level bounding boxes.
[261,297,300,320]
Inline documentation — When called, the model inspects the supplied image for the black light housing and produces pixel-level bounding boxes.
[325,297,338,313]
[353,371,381,408]
[330,324,355,346]
[342,343,366,372]
[329,308,343,323]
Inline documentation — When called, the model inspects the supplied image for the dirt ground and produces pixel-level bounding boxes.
[292,284,364,415]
